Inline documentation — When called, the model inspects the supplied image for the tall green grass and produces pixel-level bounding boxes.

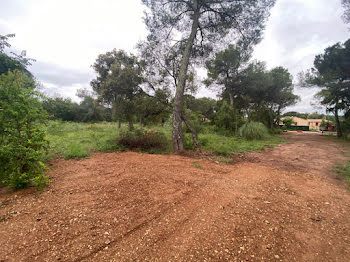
[239,122,270,140]
[45,121,121,160]
[45,121,285,160]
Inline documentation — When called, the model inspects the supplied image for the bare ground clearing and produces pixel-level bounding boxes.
[1,132,350,261]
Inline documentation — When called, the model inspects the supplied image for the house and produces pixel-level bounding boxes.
[281,116,329,131]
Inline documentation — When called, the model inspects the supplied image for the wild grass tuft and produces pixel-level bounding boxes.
[239,122,270,140]
[334,162,350,186]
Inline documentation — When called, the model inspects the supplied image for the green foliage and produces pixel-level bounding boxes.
[214,101,243,134]
[45,121,120,160]
[134,88,171,125]
[283,111,309,119]
[43,97,78,121]
[0,34,34,76]
[302,39,350,137]
[215,157,232,164]
[271,128,283,135]
[64,144,90,159]
[184,132,283,156]
[117,128,169,153]
[239,122,270,140]
[91,49,144,129]
[0,71,49,189]
[185,96,217,122]
[183,109,204,134]
[335,161,350,186]
[282,117,295,128]
[43,91,111,123]
[46,122,284,158]
[192,161,203,169]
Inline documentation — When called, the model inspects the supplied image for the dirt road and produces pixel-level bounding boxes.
[1,132,350,261]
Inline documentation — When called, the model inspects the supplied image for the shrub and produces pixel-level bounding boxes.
[0,71,49,189]
[239,122,269,140]
[214,101,244,133]
[117,128,168,152]
[271,128,283,135]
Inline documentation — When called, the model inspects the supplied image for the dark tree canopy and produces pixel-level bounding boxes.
[0,34,35,76]
[91,49,144,129]
[342,0,350,24]
[302,39,350,137]
[206,44,298,128]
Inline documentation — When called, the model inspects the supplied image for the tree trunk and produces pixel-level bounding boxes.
[235,109,238,135]
[229,93,234,107]
[335,107,342,137]
[128,120,134,131]
[246,108,251,122]
[118,119,121,129]
[269,105,274,129]
[182,113,200,151]
[257,103,262,122]
[276,106,281,128]
[172,0,200,152]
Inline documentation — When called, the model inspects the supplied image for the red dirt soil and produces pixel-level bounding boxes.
[1,132,350,261]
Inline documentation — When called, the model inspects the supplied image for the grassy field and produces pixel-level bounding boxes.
[44,121,285,160]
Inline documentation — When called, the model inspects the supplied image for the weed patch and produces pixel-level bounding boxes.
[334,162,350,186]
[192,161,203,169]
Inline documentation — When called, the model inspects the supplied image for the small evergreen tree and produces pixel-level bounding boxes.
[0,71,49,189]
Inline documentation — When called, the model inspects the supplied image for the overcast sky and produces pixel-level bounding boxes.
[1,0,349,113]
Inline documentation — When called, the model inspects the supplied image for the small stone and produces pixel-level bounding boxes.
[275,254,280,259]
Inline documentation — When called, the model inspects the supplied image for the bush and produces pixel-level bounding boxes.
[271,128,283,135]
[239,122,269,140]
[0,71,49,189]
[117,128,168,152]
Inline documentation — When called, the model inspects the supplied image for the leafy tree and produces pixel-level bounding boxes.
[185,96,217,122]
[267,67,299,128]
[76,89,111,122]
[142,0,276,152]
[283,111,309,119]
[342,0,350,24]
[0,34,34,76]
[308,112,324,119]
[205,44,251,108]
[134,88,172,125]
[43,97,79,121]
[282,117,294,128]
[214,101,243,133]
[91,49,144,130]
[302,39,350,137]
[0,71,49,189]
[241,61,272,122]
[206,48,298,129]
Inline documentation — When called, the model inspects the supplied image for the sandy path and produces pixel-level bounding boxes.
[1,132,350,261]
